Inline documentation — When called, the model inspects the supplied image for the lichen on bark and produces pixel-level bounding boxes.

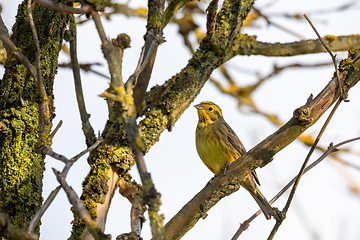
[0,0,70,230]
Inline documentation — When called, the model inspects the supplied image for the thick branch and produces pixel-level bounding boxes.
[0,0,69,230]
[164,50,360,240]
[254,35,360,56]
[133,0,165,111]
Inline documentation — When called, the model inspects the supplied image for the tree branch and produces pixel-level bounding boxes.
[118,177,146,236]
[254,35,360,56]
[268,97,342,239]
[0,16,37,79]
[53,169,110,240]
[27,139,103,233]
[33,0,91,14]
[67,15,96,147]
[133,0,165,111]
[232,137,360,239]
[164,49,360,240]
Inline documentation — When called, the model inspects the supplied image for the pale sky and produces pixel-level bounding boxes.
[1,1,360,239]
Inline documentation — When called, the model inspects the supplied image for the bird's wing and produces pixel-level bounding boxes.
[224,121,261,186]
[223,121,246,155]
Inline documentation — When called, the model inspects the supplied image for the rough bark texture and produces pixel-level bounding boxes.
[0,0,69,230]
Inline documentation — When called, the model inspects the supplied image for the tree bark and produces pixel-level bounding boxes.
[0,0,69,230]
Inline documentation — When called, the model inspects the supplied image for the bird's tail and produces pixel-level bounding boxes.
[242,175,272,220]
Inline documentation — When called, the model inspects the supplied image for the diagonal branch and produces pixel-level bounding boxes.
[232,137,360,239]
[164,50,360,240]
[67,15,96,147]
[27,0,50,141]
[53,169,110,240]
[133,0,165,111]
[0,16,37,78]
[27,138,103,233]
[268,97,342,240]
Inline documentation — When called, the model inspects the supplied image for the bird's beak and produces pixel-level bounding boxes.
[194,103,203,110]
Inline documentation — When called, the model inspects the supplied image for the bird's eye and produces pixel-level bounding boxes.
[208,107,213,111]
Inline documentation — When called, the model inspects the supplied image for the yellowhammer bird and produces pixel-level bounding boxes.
[195,101,272,220]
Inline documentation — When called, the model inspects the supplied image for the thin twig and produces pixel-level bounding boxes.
[303,14,344,100]
[28,138,103,233]
[63,138,103,176]
[0,15,37,78]
[91,9,108,45]
[267,98,342,240]
[50,120,63,139]
[232,136,360,239]
[118,177,145,235]
[42,148,69,163]
[27,186,61,233]
[59,62,111,79]
[253,7,305,39]
[68,15,96,146]
[33,0,91,14]
[132,0,165,111]
[28,0,48,134]
[53,168,109,239]
[163,0,187,28]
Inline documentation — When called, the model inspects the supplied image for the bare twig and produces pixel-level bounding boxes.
[303,14,344,100]
[68,15,96,146]
[42,148,69,163]
[91,9,108,45]
[0,16,37,78]
[268,97,342,240]
[91,8,124,97]
[27,186,61,233]
[33,0,91,14]
[28,0,48,135]
[118,177,145,235]
[59,62,110,79]
[49,120,63,139]
[232,136,360,239]
[53,168,109,240]
[28,139,103,233]
[63,138,103,176]
[253,7,305,39]
[163,0,187,27]
[132,0,165,111]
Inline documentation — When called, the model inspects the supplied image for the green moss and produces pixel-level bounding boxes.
[339,47,360,71]
[139,109,168,152]
[70,144,135,237]
[148,15,162,30]
[0,104,43,228]
[0,0,69,230]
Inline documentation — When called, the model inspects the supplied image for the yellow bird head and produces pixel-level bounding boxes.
[194,101,223,125]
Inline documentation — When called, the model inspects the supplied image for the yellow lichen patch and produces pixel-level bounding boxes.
[324,35,338,43]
